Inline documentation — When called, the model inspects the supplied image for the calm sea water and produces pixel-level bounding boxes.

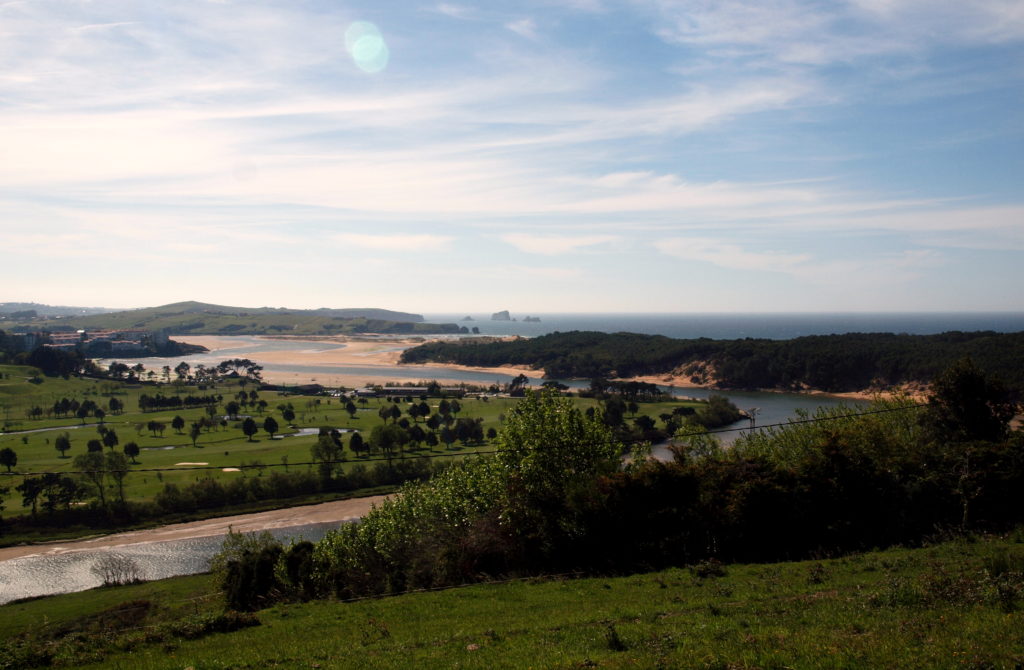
[424,312,1024,340]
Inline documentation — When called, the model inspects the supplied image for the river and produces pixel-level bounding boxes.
[0,496,387,605]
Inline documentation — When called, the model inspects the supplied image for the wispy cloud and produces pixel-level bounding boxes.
[655,237,810,272]
[0,0,1020,311]
[505,18,539,39]
[501,233,618,255]
[332,233,454,252]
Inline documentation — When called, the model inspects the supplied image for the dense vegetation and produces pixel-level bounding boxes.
[400,329,1024,391]
[8,300,466,336]
[214,359,1021,612]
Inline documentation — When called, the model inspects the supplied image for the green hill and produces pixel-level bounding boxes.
[26,301,462,336]
[2,532,1021,669]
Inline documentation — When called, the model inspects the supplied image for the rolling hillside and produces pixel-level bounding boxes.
[25,301,462,336]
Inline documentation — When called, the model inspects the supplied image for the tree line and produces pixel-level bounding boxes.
[399,330,1024,392]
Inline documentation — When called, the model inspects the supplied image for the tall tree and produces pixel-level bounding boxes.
[102,428,119,450]
[105,452,130,505]
[0,447,16,472]
[73,451,108,509]
[921,357,1018,443]
[55,433,71,458]
[263,416,279,439]
[242,417,259,442]
[123,441,140,464]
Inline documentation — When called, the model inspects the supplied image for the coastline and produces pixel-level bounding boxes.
[174,334,918,399]
[174,334,545,389]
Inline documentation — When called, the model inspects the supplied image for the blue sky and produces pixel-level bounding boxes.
[1,0,1022,313]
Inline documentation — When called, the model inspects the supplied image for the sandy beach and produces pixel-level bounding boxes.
[0,495,390,562]
[177,334,545,388]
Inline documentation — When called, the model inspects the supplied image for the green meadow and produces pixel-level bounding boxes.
[1,531,1021,669]
[0,364,702,522]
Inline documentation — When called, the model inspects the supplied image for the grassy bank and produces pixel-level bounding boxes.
[2,531,1022,669]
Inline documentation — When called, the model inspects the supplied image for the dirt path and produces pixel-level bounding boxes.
[0,495,389,562]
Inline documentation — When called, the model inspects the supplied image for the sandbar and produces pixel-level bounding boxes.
[175,335,545,389]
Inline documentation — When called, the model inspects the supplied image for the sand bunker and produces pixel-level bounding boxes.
[175,462,209,466]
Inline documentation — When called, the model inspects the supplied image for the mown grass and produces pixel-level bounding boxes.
[0,365,701,520]
[3,531,1022,669]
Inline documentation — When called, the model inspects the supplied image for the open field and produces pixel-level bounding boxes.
[0,364,702,519]
[2,531,1021,669]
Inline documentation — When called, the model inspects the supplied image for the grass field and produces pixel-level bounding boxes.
[2,531,1021,669]
[0,365,702,516]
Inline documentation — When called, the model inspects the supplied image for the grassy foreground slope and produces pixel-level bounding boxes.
[3,532,1022,669]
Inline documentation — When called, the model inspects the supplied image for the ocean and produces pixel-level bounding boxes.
[423,312,1024,340]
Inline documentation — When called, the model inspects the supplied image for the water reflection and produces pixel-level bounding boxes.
[0,521,340,605]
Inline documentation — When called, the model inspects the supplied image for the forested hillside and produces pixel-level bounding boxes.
[400,330,1024,392]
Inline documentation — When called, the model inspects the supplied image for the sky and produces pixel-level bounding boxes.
[1,0,1022,314]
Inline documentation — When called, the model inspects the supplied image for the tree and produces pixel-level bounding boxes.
[282,407,296,423]
[242,417,259,442]
[171,415,186,434]
[108,397,123,414]
[87,439,103,453]
[0,447,16,472]
[94,408,106,424]
[73,451,108,509]
[495,390,623,550]
[225,401,240,419]
[102,428,119,450]
[16,477,44,516]
[55,433,71,458]
[346,401,358,419]
[349,432,366,457]
[123,441,140,464]
[263,416,279,439]
[370,423,408,459]
[920,357,1018,444]
[311,433,344,479]
[190,422,202,447]
[105,451,130,505]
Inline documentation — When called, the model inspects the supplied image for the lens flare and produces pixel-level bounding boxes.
[345,21,389,73]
